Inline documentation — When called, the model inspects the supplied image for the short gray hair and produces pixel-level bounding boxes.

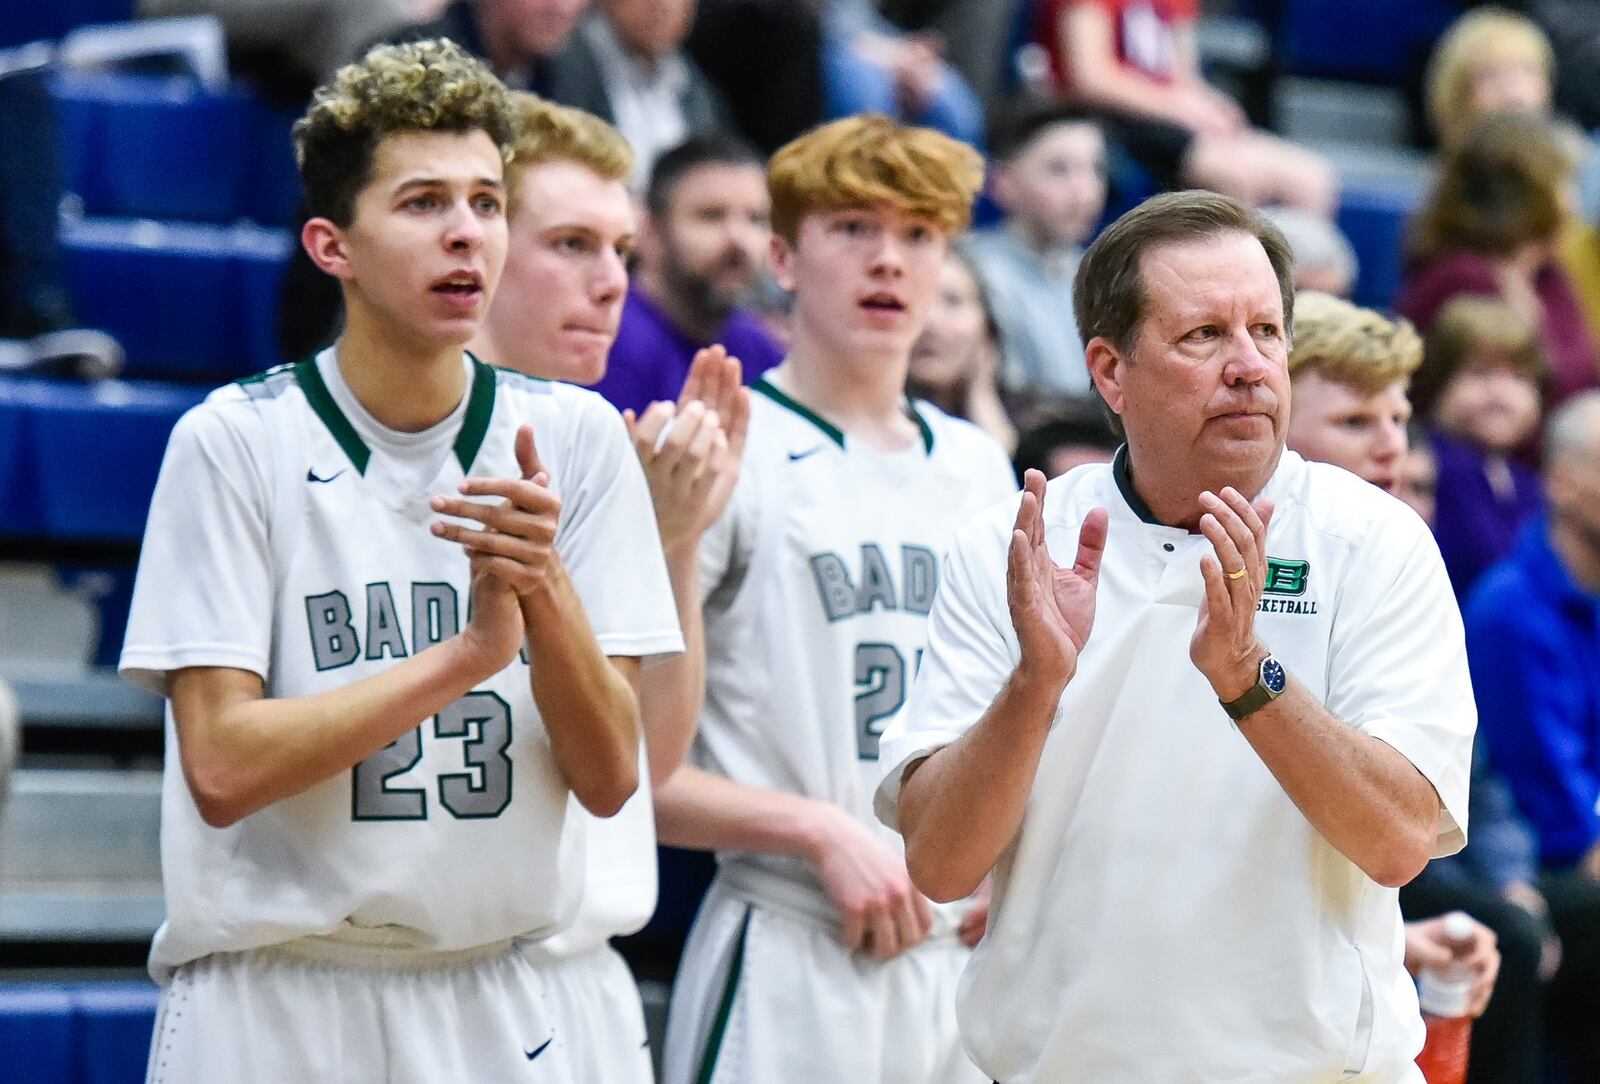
[1546,390,1600,467]
[1263,206,1358,296]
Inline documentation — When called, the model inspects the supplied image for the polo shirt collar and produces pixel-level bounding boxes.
[1110,443,1299,530]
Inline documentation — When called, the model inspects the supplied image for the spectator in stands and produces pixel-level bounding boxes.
[1009,397,1118,483]
[1426,7,1561,152]
[593,134,783,416]
[1398,111,1599,409]
[966,101,1105,398]
[684,0,827,154]
[907,246,1015,452]
[138,0,413,84]
[821,0,985,145]
[1034,0,1337,214]
[1467,389,1600,1081]
[1284,291,1535,1083]
[390,0,591,93]
[1264,206,1359,298]
[1411,296,1546,599]
[877,0,1027,112]
[557,0,730,189]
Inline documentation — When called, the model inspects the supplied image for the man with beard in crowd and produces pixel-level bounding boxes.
[593,134,785,416]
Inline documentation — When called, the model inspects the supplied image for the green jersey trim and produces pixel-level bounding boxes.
[694,906,752,1084]
[754,377,844,448]
[452,354,498,472]
[756,378,937,454]
[293,358,371,475]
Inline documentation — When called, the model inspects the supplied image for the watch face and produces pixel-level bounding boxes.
[1261,657,1287,694]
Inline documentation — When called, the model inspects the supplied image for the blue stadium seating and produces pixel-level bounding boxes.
[0,377,205,543]
[52,72,302,226]
[0,982,157,1084]
[1337,180,1422,312]
[60,218,292,382]
[0,1,136,50]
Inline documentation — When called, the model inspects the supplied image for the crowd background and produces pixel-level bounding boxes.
[1,1,1599,1082]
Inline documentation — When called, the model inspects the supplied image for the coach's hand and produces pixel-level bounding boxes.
[1007,469,1107,690]
[431,424,562,597]
[625,345,750,555]
[808,803,933,960]
[1191,487,1275,701]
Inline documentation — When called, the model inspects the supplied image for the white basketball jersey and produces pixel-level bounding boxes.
[695,372,1017,909]
[121,349,682,973]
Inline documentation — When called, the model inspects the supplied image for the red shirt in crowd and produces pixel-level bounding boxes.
[1037,0,1199,91]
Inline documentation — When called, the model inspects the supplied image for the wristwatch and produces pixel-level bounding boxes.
[1220,654,1287,722]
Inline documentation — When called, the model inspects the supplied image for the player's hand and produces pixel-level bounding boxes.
[1403,912,1500,1018]
[459,555,525,674]
[958,878,991,948]
[1006,469,1107,691]
[1190,487,1275,701]
[808,803,933,960]
[624,345,750,555]
[430,424,563,596]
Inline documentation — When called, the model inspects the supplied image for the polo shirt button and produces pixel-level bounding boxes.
[1163,543,1175,552]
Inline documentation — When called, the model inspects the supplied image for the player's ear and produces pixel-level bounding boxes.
[1086,336,1129,418]
[769,231,796,293]
[302,217,354,281]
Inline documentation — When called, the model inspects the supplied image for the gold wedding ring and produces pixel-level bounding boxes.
[1225,567,1248,580]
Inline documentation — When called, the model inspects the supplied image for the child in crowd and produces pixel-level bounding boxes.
[965,101,1107,398]
[1412,295,1547,597]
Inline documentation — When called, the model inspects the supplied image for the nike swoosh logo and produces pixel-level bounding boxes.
[306,468,346,484]
[787,446,827,462]
[524,1038,553,1061]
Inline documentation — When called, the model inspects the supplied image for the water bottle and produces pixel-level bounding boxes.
[1414,911,1475,1084]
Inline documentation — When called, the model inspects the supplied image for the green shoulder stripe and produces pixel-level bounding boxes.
[453,355,498,472]
[293,359,371,475]
[754,377,844,449]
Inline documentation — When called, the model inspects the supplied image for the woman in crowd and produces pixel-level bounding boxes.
[1398,110,1598,408]
[906,245,1016,453]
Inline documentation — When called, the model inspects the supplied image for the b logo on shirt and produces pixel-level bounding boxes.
[1263,558,1309,596]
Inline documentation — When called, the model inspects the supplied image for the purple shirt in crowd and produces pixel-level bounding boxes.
[592,287,785,416]
[1430,428,1544,599]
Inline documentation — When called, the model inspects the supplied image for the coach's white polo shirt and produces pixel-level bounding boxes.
[876,448,1474,1084]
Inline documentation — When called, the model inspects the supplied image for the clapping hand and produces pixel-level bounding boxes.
[1006,469,1107,689]
[625,345,750,554]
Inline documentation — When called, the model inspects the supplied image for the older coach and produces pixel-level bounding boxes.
[876,191,1475,1083]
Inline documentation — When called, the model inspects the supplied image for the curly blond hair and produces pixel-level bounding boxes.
[506,93,633,187]
[293,38,515,226]
[767,114,984,242]
[1288,291,1422,395]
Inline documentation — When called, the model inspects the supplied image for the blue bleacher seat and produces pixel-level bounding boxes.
[0,2,136,50]
[51,72,303,227]
[0,982,158,1084]
[1275,0,1457,85]
[0,985,77,1083]
[1337,180,1422,312]
[75,984,160,1084]
[53,73,255,224]
[0,380,42,536]
[60,218,293,381]
[13,377,206,543]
